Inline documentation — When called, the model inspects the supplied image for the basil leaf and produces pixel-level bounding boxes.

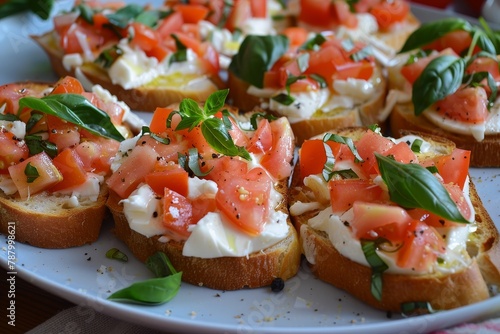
[201,118,250,160]
[0,113,19,122]
[350,46,373,62]
[18,94,125,142]
[95,45,123,68]
[135,10,162,27]
[471,27,497,55]
[399,18,471,53]
[24,135,57,158]
[361,239,388,301]
[479,17,500,54]
[272,93,295,106]
[463,71,498,109]
[140,126,170,145]
[187,148,212,177]
[204,89,229,116]
[0,0,54,20]
[322,133,363,162]
[106,4,144,28]
[77,3,94,24]
[332,169,358,179]
[322,142,336,182]
[229,35,289,88]
[249,112,278,130]
[300,33,327,51]
[401,301,437,317]
[105,248,128,262]
[309,73,327,88]
[146,251,177,278]
[375,153,470,224]
[24,162,39,183]
[412,55,465,116]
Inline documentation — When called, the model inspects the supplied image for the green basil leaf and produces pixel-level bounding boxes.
[24,162,39,183]
[187,148,212,177]
[350,46,373,62]
[95,45,123,68]
[346,0,359,13]
[322,142,336,182]
[0,0,54,20]
[135,10,162,27]
[361,239,388,301]
[479,17,500,54]
[146,251,177,277]
[309,73,327,88]
[463,71,498,109]
[0,113,20,122]
[471,27,497,55]
[426,165,439,174]
[300,33,326,51]
[204,89,229,115]
[24,135,57,158]
[201,118,250,160]
[375,153,470,223]
[229,35,289,88]
[105,248,128,262]
[77,3,94,24]
[399,18,471,53]
[140,126,170,145]
[18,94,125,142]
[107,273,182,305]
[412,55,465,116]
[249,112,278,130]
[332,169,358,179]
[322,133,363,162]
[178,98,203,118]
[106,4,144,28]
[272,93,295,106]
[401,301,437,317]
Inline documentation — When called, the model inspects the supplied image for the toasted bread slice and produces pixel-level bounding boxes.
[390,103,500,167]
[0,185,108,249]
[289,127,500,312]
[107,183,301,291]
[32,32,225,112]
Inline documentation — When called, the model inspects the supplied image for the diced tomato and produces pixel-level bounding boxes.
[197,42,220,75]
[370,0,409,30]
[173,31,201,53]
[250,0,267,18]
[157,11,184,39]
[466,57,500,82]
[351,202,412,242]
[76,132,120,174]
[83,91,126,125]
[282,27,309,49]
[400,49,458,85]
[8,152,63,199]
[329,179,387,213]
[298,0,336,28]
[397,220,446,271]
[162,188,193,241]
[214,111,249,147]
[49,148,87,192]
[174,4,209,23]
[46,115,81,152]
[225,0,252,32]
[180,125,217,157]
[353,0,384,13]
[263,70,281,88]
[137,133,190,163]
[289,77,320,92]
[130,22,159,52]
[435,86,488,124]
[150,107,175,133]
[434,148,470,189]
[299,139,342,179]
[145,162,189,197]
[0,82,48,115]
[330,0,358,28]
[207,155,248,183]
[92,12,110,30]
[247,118,273,154]
[106,144,158,198]
[260,117,294,180]
[383,142,418,164]
[191,195,217,223]
[305,45,343,85]
[423,30,473,55]
[356,130,394,175]
[50,76,84,95]
[57,21,105,54]
[0,130,29,174]
[216,166,273,236]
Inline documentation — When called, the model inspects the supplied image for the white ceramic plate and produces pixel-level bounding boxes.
[1,2,499,333]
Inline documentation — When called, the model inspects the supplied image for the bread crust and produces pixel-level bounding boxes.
[107,182,302,290]
[0,186,108,249]
[289,127,499,312]
[33,32,226,112]
[390,103,500,167]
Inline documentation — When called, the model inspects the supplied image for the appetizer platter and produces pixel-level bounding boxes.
[1,1,500,333]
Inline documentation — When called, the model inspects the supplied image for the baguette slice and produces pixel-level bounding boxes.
[107,183,301,291]
[0,185,108,249]
[289,127,500,312]
[390,103,500,167]
[32,31,225,112]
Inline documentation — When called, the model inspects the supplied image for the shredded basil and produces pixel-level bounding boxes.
[24,135,58,158]
[178,148,212,177]
[0,114,19,122]
[361,239,388,301]
[322,133,363,162]
[0,0,54,20]
[309,73,327,88]
[401,301,437,317]
[300,33,327,51]
[140,126,170,145]
[249,112,278,130]
[95,45,124,68]
[105,4,144,28]
[24,162,40,183]
[272,93,295,106]
[322,142,336,182]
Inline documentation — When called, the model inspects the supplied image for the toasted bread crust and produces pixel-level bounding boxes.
[33,32,226,112]
[106,181,301,291]
[0,186,108,248]
[289,128,499,311]
[390,103,500,167]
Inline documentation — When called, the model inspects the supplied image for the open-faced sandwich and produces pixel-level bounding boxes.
[32,0,225,111]
[228,31,387,145]
[0,76,138,248]
[289,126,500,312]
[105,89,301,290]
[383,18,500,167]
[292,0,420,65]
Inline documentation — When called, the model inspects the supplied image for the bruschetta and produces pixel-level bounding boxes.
[0,76,137,248]
[288,126,500,312]
[32,0,225,111]
[228,31,387,144]
[384,18,500,166]
[292,0,420,65]
[105,89,301,290]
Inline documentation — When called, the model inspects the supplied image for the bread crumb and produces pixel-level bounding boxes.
[190,311,197,318]
[165,310,172,316]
